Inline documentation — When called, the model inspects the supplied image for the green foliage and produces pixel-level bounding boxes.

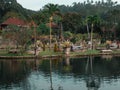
[63,31,73,40]
[71,34,87,43]
[54,43,58,52]
[0,0,35,23]
[1,0,120,40]
[37,23,49,35]
[2,25,19,39]
[31,11,49,25]
[43,3,60,16]
[58,0,120,39]
[63,13,83,33]
[2,25,32,53]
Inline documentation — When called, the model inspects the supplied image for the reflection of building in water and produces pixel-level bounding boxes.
[101,55,113,60]
[85,56,101,90]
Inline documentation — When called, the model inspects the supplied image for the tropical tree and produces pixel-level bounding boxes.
[84,17,90,39]
[31,11,49,25]
[86,15,101,49]
[16,27,32,53]
[109,9,120,39]
[43,3,60,25]
[62,12,83,33]
[43,3,61,50]
[2,25,32,54]
[63,31,73,40]
[43,3,60,17]
[37,23,49,35]
[101,8,120,40]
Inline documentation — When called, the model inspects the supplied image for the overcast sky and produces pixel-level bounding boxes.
[17,0,120,11]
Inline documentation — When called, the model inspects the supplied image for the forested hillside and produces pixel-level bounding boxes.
[1,0,120,40]
[0,0,36,23]
[57,0,120,40]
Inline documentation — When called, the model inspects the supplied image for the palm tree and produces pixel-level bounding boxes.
[43,3,60,50]
[85,17,90,40]
[43,3,60,17]
[86,15,101,49]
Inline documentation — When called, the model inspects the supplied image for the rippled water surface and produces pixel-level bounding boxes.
[0,56,120,90]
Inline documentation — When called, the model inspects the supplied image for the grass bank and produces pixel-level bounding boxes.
[0,49,120,59]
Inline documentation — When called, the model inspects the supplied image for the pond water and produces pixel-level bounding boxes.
[0,56,120,90]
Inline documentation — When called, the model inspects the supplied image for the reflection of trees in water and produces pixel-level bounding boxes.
[94,56,120,77]
[84,56,120,90]
[0,59,39,89]
[1,56,120,89]
[38,56,120,81]
[85,56,100,90]
[39,56,120,78]
[50,59,53,90]
[49,58,64,90]
[62,57,72,73]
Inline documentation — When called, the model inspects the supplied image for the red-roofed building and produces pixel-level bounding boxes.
[0,17,28,29]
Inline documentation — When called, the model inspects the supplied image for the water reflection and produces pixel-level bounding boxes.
[33,59,38,71]
[0,60,27,83]
[0,60,32,90]
[50,59,53,90]
[85,56,100,90]
[101,55,113,60]
[0,56,120,90]
[49,58,64,90]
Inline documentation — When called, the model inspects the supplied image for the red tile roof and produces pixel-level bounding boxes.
[2,17,27,26]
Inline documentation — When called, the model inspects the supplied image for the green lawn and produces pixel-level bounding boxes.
[39,49,63,56]
[0,48,120,57]
[70,49,100,56]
